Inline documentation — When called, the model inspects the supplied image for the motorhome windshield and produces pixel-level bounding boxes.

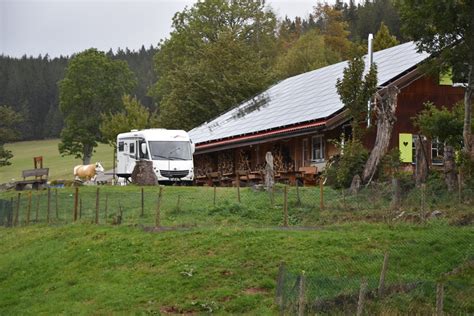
[149,141,192,161]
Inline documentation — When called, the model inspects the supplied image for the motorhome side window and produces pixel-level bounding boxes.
[130,143,135,154]
[118,141,124,152]
[139,140,148,159]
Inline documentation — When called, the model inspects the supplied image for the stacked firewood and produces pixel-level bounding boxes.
[272,148,284,171]
[195,155,214,177]
[218,150,234,174]
[237,150,251,171]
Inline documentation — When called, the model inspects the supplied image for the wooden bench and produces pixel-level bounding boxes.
[194,174,208,186]
[206,171,221,186]
[15,168,49,191]
[298,166,318,186]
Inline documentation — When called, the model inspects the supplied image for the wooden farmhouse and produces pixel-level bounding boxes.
[188,42,464,185]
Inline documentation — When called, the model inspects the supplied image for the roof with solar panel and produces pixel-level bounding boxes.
[188,41,430,145]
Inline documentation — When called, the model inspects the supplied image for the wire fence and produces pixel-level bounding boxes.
[0,179,472,228]
[276,251,473,315]
[0,181,472,314]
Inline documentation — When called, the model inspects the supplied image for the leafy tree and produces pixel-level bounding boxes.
[0,105,23,166]
[314,3,352,59]
[373,22,399,51]
[150,0,277,131]
[59,49,136,164]
[336,55,378,141]
[399,0,474,157]
[414,101,465,148]
[414,101,469,190]
[326,139,369,188]
[100,95,159,147]
[274,29,340,79]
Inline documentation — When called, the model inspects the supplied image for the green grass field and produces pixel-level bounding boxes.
[0,222,472,314]
[1,139,114,184]
[0,184,472,314]
[0,140,472,314]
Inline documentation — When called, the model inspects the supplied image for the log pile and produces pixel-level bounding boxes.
[195,155,214,177]
[237,149,251,171]
[218,150,234,174]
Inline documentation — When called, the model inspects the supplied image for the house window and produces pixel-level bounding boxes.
[312,135,325,161]
[431,138,444,165]
[302,139,309,166]
[412,135,427,164]
[342,124,352,142]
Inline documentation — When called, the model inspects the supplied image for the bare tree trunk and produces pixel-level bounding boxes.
[444,145,457,191]
[362,86,399,184]
[415,136,428,186]
[463,65,473,157]
[83,144,93,165]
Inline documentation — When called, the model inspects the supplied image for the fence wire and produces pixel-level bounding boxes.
[276,246,473,315]
[0,180,472,228]
[0,181,472,314]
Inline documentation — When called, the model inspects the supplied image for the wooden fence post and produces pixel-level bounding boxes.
[47,188,51,223]
[176,195,181,212]
[283,185,288,227]
[458,172,462,204]
[79,198,82,219]
[342,188,346,210]
[391,177,401,211]
[213,186,216,207]
[298,271,306,316]
[378,252,389,297]
[14,193,20,226]
[356,278,368,316]
[155,186,163,228]
[73,187,79,222]
[104,192,108,223]
[271,185,275,207]
[436,282,444,316]
[27,191,32,225]
[55,189,59,219]
[95,187,100,224]
[296,181,301,206]
[275,262,286,307]
[35,192,40,222]
[237,177,241,203]
[9,197,14,227]
[421,183,426,219]
[141,187,144,217]
[320,178,324,210]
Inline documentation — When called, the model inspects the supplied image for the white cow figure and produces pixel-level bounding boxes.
[74,162,105,183]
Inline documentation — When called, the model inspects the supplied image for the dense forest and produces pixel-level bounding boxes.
[0,0,402,141]
[0,46,157,141]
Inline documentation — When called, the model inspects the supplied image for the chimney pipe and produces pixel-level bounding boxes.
[367,33,374,128]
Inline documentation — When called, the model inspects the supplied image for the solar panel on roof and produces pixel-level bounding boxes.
[189,42,429,145]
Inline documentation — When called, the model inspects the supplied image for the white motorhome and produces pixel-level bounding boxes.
[116,129,195,184]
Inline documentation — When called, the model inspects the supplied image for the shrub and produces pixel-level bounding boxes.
[325,140,368,189]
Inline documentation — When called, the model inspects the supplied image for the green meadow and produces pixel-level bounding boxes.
[0,223,472,314]
[0,141,472,314]
[1,139,114,184]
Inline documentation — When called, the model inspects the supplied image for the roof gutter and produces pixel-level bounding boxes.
[195,119,327,152]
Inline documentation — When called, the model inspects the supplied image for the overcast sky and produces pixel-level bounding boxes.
[0,0,329,58]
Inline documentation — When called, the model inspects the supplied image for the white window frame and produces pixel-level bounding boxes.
[311,135,325,162]
[431,138,444,165]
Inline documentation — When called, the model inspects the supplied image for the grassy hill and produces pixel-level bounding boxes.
[0,222,472,314]
[1,139,114,184]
